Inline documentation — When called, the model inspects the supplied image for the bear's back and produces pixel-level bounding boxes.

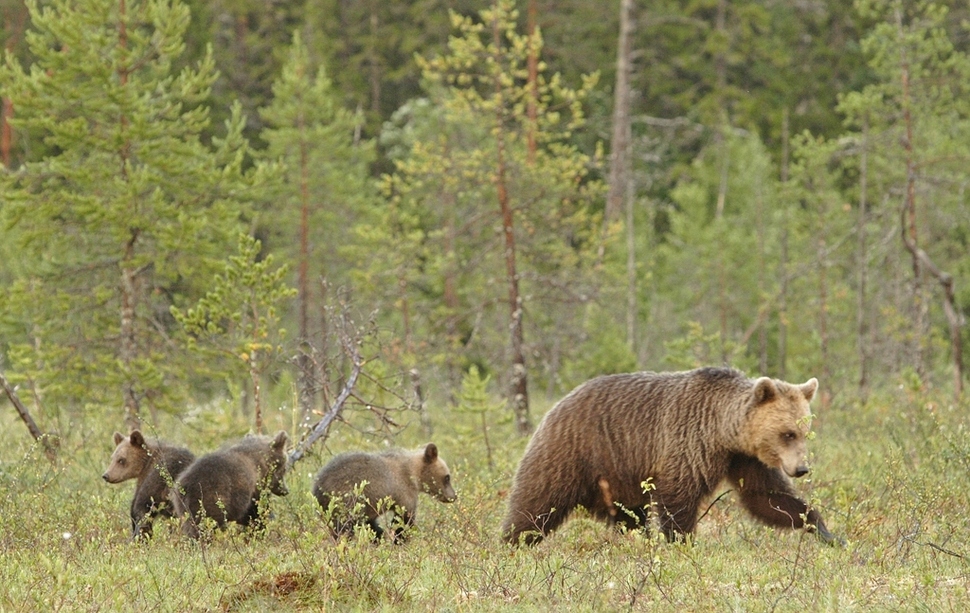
[315,451,411,498]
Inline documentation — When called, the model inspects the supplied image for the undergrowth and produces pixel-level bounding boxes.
[1,383,969,611]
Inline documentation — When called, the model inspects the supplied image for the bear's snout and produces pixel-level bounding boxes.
[792,465,810,478]
[101,473,110,482]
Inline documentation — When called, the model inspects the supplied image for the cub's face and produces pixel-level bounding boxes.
[742,377,818,479]
[420,443,458,503]
[102,431,149,483]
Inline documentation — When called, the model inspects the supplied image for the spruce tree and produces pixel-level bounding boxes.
[0,0,258,426]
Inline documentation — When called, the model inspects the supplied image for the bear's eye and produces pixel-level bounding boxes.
[781,431,797,442]
[118,458,126,466]
[443,475,451,486]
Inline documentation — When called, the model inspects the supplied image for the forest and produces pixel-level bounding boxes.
[1,0,969,611]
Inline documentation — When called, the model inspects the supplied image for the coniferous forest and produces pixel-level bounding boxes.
[1,1,970,610]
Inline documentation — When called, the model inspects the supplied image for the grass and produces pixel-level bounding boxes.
[1,384,969,612]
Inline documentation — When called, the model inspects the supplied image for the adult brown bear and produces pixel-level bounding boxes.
[501,367,839,545]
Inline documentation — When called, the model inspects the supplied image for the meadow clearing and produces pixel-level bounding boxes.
[1,382,968,612]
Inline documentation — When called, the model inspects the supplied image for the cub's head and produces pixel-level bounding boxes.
[418,443,457,503]
[740,377,818,479]
[102,430,150,483]
[265,430,290,497]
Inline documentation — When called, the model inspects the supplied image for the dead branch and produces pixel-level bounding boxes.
[899,204,964,397]
[0,368,58,463]
[286,313,363,468]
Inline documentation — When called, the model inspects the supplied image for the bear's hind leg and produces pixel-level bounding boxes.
[727,455,840,544]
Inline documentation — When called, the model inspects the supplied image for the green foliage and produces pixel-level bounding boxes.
[0,0,258,421]
[171,233,296,427]
[257,30,378,293]
[370,0,607,392]
[454,365,507,472]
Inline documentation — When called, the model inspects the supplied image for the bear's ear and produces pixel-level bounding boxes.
[423,443,439,463]
[113,431,125,446]
[129,430,146,448]
[800,378,818,402]
[752,377,777,405]
[272,430,288,450]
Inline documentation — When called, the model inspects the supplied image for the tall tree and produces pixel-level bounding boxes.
[0,0,256,427]
[383,0,603,433]
[258,30,376,418]
[840,0,968,396]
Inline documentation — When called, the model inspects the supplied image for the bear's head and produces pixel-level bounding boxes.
[418,443,457,503]
[102,430,150,483]
[740,377,818,479]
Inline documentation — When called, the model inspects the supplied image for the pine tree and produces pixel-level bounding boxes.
[258,30,376,418]
[0,0,258,427]
[381,0,605,434]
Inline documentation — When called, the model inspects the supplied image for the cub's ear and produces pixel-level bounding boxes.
[272,430,289,450]
[423,443,439,463]
[113,431,125,446]
[129,430,146,448]
[800,378,819,402]
[752,377,777,405]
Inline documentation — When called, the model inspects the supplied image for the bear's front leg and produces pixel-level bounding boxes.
[727,454,842,545]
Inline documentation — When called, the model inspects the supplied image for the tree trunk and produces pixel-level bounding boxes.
[1,97,11,168]
[817,232,831,411]
[856,118,871,396]
[368,2,382,117]
[492,12,531,436]
[605,0,633,224]
[525,0,539,166]
[625,153,637,355]
[120,259,141,430]
[777,108,790,379]
[2,0,28,167]
[297,103,315,420]
[896,9,928,380]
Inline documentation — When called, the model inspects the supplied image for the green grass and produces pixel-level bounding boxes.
[1,386,969,612]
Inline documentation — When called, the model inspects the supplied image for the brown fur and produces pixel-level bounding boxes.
[102,430,195,538]
[501,367,839,545]
[171,431,289,539]
[312,443,457,541]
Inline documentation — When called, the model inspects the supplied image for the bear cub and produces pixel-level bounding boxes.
[501,367,840,546]
[102,430,196,538]
[171,431,289,539]
[312,443,457,541]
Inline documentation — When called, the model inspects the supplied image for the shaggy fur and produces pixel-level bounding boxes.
[171,431,289,539]
[501,367,838,545]
[312,443,457,541]
[102,430,195,538]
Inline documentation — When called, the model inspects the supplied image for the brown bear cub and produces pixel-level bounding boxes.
[312,443,457,542]
[501,367,840,546]
[102,430,196,538]
[171,431,289,539]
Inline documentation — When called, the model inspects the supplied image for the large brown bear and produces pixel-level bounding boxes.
[501,367,839,545]
[171,431,289,539]
[312,443,457,542]
[102,430,196,538]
